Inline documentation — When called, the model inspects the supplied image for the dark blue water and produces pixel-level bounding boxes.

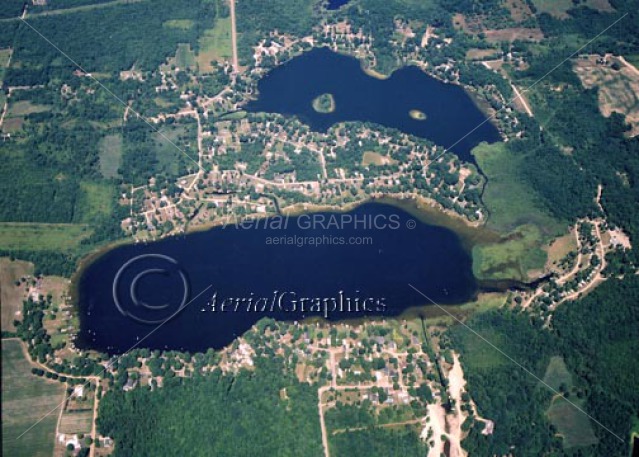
[76,203,477,353]
[325,0,350,10]
[246,48,500,164]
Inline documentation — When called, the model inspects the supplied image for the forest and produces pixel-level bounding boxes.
[5,0,216,86]
[97,357,324,457]
[447,275,639,456]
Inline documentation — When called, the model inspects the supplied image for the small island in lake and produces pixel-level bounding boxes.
[312,93,336,113]
[409,109,427,121]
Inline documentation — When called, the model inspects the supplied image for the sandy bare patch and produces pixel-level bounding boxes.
[484,28,544,43]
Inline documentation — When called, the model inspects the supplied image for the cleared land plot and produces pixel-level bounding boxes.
[76,181,115,223]
[98,133,123,178]
[362,151,397,166]
[532,0,614,19]
[452,13,543,43]
[454,328,509,372]
[154,124,198,175]
[2,117,24,133]
[58,410,93,435]
[547,397,598,448]
[7,101,51,117]
[484,28,544,43]
[574,55,639,137]
[542,356,573,391]
[197,16,233,73]
[163,19,195,29]
[0,257,32,332]
[163,44,196,71]
[545,231,577,269]
[0,48,11,83]
[0,223,92,251]
[2,339,65,457]
[542,356,598,449]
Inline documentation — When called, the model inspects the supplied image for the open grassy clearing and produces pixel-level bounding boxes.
[162,43,197,71]
[541,356,598,449]
[2,339,65,457]
[532,0,614,19]
[0,48,11,83]
[76,181,115,223]
[472,142,563,232]
[154,123,198,175]
[59,410,93,435]
[175,43,196,70]
[547,397,598,448]
[0,257,32,332]
[0,223,92,251]
[454,328,509,371]
[545,231,577,270]
[542,356,573,392]
[163,19,195,29]
[98,133,123,178]
[7,101,51,117]
[362,151,397,166]
[2,117,23,133]
[197,16,233,73]
[471,143,563,281]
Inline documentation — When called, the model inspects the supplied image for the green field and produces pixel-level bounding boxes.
[454,328,509,372]
[163,19,195,29]
[0,48,11,85]
[197,16,232,72]
[547,397,598,448]
[7,101,51,117]
[98,133,123,178]
[2,339,65,457]
[472,142,562,232]
[0,223,91,251]
[174,43,196,70]
[154,124,197,176]
[76,181,115,223]
[471,142,563,281]
[542,356,573,392]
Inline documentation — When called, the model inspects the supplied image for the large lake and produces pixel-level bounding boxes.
[76,203,477,353]
[246,47,500,164]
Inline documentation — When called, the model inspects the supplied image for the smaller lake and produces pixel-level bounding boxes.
[246,48,500,164]
[325,0,351,9]
[76,203,478,353]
